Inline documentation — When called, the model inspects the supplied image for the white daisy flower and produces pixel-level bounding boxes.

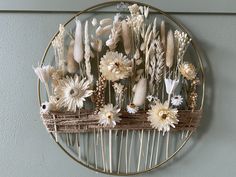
[147,100,179,134]
[99,51,132,81]
[171,95,183,106]
[127,103,139,114]
[54,75,93,112]
[98,104,121,127]
[146,95,153,102]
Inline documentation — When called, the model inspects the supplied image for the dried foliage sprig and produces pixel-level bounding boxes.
[127,4,144,34]
[154,38,165,93]
[174,30,191,65]
[188,79,200,110]
[106,14,122,51]
[52,24,65,73]
[94,76,106,113]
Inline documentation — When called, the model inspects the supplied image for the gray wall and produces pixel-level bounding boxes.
[0,0,235,177]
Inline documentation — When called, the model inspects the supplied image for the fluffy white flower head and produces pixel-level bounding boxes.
[55,75,93,112]
[98,104,121,127]
[99,51,132,81]
[147,100,179,134]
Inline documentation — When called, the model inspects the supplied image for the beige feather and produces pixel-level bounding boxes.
[133,78,147,106]
[67,40,79,74]
[121,21,132,55]
[166,30,174,68]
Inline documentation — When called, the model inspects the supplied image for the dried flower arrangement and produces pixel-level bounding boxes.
[34,2,204,174]
[34,3,202,135]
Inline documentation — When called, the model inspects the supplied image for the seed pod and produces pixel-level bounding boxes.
[166,30,174,68]
[100,18,112,26]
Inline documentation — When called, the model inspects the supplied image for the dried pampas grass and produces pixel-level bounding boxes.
[133,78,147,106]
[74,19,84,63]
[160,21,166,48]
[121,21,132,55]
[91,35,102,52]
[84,20,93,83]
[66,40,79,74]
[166,30,174,68]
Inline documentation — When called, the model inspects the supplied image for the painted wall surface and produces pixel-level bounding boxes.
[0,1,236,177]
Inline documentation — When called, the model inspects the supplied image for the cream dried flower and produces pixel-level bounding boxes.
[171,95,183,106]
[127,103,139,114]
[113,82,124,94]
[33,65,54,84]
[128,4,140,16]
[55,75,93,112]
[98,104,121,127]
[113,82,125,107]
[179,62,196,80]
[147,100,178,134]
[51,69,64,88]
[99,51,132,81]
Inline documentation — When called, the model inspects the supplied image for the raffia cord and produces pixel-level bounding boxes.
[41,110,202,133]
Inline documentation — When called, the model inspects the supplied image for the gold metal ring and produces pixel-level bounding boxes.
[37,0,205,175]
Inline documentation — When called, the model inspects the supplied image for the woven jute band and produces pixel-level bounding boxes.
[41,109,202,133]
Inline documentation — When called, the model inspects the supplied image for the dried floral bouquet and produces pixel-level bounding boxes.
[34,4,201,136]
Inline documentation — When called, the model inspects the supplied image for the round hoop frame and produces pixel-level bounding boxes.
[37,1,205,175]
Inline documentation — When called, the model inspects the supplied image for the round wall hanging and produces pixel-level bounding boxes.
[34,1,205,175]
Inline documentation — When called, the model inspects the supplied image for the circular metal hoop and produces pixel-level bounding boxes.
[37,0,205,175]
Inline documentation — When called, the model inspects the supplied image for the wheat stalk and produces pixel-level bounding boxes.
[154,37,165,95]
